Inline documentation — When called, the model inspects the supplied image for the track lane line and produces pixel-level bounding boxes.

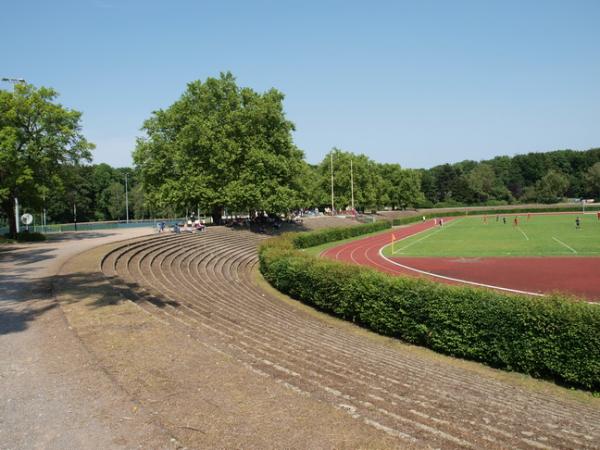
[378,247,545,297]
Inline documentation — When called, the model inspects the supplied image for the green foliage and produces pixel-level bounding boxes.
[259,228,600,390]
[311,150,424,211]
[585,162,600,199]
[133,72,305,222]
[315,149,383,210]
[0,83,94,236]
[535,170,570,203]
[292,220,391,249]
[421,148,600,205]
[378,164,424,209]
[41,164,146,224]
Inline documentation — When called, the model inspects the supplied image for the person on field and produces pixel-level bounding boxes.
[439,218,444,227]
[513,216,519,227]
[483,215,488,224]
[597,211,600,221]
[503,217,507,224]
[576,217,581,229]
[527,213,531,221]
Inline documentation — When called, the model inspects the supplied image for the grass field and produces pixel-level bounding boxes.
[382,213,600,257]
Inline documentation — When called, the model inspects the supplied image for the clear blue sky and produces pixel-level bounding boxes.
[2,0,599,169]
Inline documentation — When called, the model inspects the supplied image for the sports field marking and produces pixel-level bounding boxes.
[552,237,577,254]
[392,219,462,254]
[379,246,544,297]
[517,227,529,241]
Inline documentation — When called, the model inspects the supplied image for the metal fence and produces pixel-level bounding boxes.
[0,217,216,235]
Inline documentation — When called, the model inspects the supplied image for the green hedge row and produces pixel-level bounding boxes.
[292,220,391,249]
[259,229,600,391]
[392,205,600,226]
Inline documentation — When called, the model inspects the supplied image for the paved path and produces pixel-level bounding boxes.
[0,228,175,450]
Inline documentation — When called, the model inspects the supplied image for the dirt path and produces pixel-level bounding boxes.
[55,227,600,448]
[0,228,177,449]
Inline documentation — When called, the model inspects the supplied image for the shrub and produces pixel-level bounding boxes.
[259,226,600,390]
[292,220,391,249]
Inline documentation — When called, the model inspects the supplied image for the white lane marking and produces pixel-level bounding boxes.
[393,227,444,253]
[552,237,577,254]
[392,218,463,254]
[517,227,529,241]
[378,247,544,297]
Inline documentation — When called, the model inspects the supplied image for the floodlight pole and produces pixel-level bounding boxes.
[330,153,335,215]
[125,172,129,223]
[350,159,355,211]
[2,77,26,235]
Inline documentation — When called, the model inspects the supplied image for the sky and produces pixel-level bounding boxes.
[1,0,599,169]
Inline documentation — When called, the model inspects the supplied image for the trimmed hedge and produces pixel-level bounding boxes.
[292,220,391,249]
[259,226,600,391]
[392,205,600,226]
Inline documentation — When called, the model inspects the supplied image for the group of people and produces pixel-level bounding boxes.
[156,220,206,234]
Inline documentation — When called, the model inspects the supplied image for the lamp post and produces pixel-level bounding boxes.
[2,77,26,235]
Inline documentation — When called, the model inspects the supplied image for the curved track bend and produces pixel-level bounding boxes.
[101,227,600,449]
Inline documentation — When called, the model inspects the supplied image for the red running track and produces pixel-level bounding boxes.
[321,219,600,302]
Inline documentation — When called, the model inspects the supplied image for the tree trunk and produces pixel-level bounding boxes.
[2,199,17,238]
[211,205,224,225]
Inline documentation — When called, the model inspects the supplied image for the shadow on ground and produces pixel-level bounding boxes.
[46,231,120,242]
[55,271,180,311]
[0,247,56,266]
[0,266,179,337]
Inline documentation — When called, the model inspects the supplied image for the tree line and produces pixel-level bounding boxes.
[421,150,600,207]
[2,73,600,235]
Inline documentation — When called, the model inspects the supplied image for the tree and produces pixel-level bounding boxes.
[316,149,384,212]
[465,163,512,203]
[0,84,93,236]
[585,162,600,200]
[378,164,424,209]
[101,181,125,220]
[535,170,570,203]
[133,73,305,223]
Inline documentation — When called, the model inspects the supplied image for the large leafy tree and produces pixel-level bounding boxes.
[0,84,94,236]
[378,163,424,210]
[133,72,305,223]
[585,162,600,200]
[535,170,570,203]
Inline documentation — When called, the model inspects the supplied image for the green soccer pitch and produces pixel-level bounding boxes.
[382,213,600,258]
